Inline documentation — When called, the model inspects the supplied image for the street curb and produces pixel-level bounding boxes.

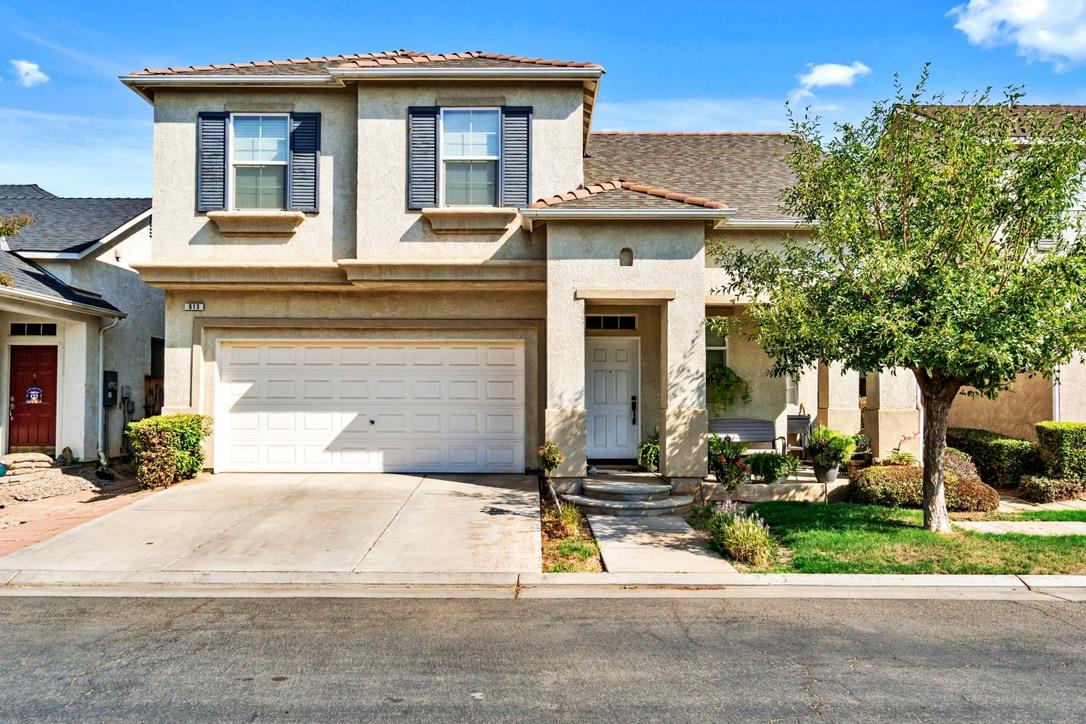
[0,568,1083,599]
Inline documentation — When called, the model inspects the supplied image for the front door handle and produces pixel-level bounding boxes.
[631,395,637,426]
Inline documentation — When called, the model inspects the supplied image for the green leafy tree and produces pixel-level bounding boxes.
[0,214,33,287]
[711,70,1086,531]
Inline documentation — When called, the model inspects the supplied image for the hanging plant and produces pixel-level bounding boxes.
[706,363,751,411]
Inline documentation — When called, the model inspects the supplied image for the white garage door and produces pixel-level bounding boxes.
[215,340,525,473]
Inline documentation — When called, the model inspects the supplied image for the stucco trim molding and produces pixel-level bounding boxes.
[338,259,545,284]
[575,288,676,302]
[420,207,518,234]
[132,262,347,288]
[206,210,306,238]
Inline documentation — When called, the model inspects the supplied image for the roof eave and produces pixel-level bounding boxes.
[327,66,602,80]
[722,218,815,230]
[120,74,345,103]
[520,207,735,232]
[0,286,124,319]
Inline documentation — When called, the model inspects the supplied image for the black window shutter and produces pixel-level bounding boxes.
[288,112,321,212]
[407,106,439,209]
[500,106,532,208]
[196,112,228,212]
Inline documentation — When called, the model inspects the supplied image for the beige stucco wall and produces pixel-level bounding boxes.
[704,228,811,301]
[355,82,582,261]
[1057,354,1086,424]
[42,222,165,455]
[949,373,1053,441]
[162,288,546,468]
[544,220,708,479]
[151,88,359,263]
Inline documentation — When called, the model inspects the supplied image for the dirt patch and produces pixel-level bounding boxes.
[540,498,603,573]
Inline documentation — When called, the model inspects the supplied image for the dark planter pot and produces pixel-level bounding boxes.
[813,464,840,484]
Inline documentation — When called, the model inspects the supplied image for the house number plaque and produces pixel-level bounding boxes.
[183,302,204,312]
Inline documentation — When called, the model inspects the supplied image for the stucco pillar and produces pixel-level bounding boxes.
[162,293,195,415]
[544,294,587,481]
[863,369,921,460]
[817,361,861,434]
[659,296,708,491]
[60,319,99,461]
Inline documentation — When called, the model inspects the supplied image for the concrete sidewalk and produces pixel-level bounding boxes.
[587,516,736,573]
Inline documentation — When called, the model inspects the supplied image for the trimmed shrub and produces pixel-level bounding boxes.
[707,510,775,567]
[946,427,1041,488]
[943,447,980,480]
[1017,475,1085,504]
[126,414,212,489]
[849,464,1000,512]
[745,452,800,483]
[1035,422,1086,480]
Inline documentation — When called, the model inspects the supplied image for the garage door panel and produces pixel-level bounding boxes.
[217,341,525,473]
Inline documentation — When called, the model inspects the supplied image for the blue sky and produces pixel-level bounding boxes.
[2,0,1086,197]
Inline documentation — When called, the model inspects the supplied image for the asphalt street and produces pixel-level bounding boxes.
[0,596,1082,721]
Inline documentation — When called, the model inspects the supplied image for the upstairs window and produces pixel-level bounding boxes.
[230,114,289,210]
[441,109,499,206]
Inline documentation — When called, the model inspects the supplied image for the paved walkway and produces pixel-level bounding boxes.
[998,495,1086,513]
[587,516,737,573]
[956,520,1086,536]
[0,473,540,577]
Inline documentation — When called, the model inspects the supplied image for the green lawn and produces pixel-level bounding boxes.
[747,502,1086,575]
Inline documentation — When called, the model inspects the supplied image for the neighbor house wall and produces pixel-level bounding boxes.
[948,373,1053,441]
[41,222,165,456]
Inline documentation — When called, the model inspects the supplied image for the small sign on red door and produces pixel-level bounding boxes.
[25,387,43,404]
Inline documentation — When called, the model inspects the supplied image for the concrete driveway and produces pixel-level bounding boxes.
[0,473,541,576]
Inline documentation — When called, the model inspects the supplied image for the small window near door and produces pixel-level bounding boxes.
[786,373,799,405]
[10,323,57,336]
[586,315,636,330]
[706,325,727,368]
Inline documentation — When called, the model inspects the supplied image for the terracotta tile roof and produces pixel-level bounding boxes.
[131,50,602,76]
[585,132,800,221]
[529,180,731,210]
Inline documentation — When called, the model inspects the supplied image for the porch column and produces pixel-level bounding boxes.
[59,319,99,461]
[817,361,861,434]
[659,295,708,491]
[544,293,588,480]
[863,369,921,460]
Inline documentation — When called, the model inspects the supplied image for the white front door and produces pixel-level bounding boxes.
[585,338,640,459]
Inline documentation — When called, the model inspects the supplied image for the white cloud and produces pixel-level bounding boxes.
[950,0,1086,67]
[788,61,871,106]
[9,59,49,87]
[797,61,872,89]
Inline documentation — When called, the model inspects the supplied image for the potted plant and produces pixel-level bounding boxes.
[537,440,564,508]
[638,435,660,472]
[805,426,856,484]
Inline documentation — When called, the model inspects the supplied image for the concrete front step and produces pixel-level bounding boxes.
[581,480,672,502]
[561,493,694,517]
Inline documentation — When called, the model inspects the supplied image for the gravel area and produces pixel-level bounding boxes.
[0,464,134,509]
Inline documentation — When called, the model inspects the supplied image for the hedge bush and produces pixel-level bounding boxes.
[849,464,1000,512]
[1017,475,1086,504]
[1035,422,1086,480]
[126,414,212,489]
[946,427,1041,488]
[745,452,800,483]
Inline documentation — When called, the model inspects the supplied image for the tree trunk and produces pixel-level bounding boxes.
[918,388,957,533]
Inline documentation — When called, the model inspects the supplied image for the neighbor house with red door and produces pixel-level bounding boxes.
[0,184,163,462]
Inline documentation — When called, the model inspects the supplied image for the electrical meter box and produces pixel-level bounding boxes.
[103,371,118,408]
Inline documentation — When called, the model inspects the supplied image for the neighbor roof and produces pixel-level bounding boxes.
[913,104,1086,138]
[0,184,56,199]
[0,197,151,254]
[584,132,800,222]
[0,251,121,315]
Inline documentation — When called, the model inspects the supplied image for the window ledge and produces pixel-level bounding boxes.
[421,207,518,234]
[207,210,305,238]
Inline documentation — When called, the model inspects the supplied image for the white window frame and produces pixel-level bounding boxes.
[227,112,290,211]
[706,323,728,369]
[437,107,502,208]
[786,373,799,406]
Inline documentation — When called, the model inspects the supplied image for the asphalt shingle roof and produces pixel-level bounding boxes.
[0,184,56,199]
[0,251,120,314]
[585,132,800,221]
[0,197,150,254]
[913,104,1086,138]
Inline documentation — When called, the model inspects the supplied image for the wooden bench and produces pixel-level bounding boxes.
[708,418,785,452]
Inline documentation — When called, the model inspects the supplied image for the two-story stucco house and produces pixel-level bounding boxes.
[0,184,164,462]
[122,49,922,490]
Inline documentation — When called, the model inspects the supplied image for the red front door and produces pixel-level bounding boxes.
[9,345,58,450]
